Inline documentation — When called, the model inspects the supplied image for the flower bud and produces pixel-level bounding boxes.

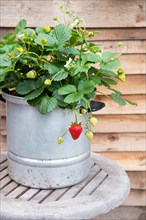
[44,79,52,85]
[26,70,37,79]
[16,47,23,53]
[43,26,51,33]
[117,42,123,47]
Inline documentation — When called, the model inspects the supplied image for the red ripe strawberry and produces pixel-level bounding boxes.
[69,123,83,140]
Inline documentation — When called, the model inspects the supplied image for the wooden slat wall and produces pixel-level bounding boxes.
[0,1,146,219]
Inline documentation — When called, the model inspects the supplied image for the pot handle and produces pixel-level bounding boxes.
[90,100,105,112]
[0,94,6,103]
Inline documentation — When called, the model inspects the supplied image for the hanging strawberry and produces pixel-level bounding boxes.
[69,123,83,140]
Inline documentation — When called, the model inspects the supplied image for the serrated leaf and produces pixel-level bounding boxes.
[111,93,126,106]
[53,71,68,81]
[87,53,102,62]
[101,78,117,85]
[102,52,122,62]
[58,84,76,95]
[59,47,79,55]
[78,80,95,94]
[99,69,118,77]
[35,33,57,47]
[24,86,45,100]
[44,62,63,74]
[64,91,83,104]
[54,24,71,48]
[100,60,121,70]
[38,95,57,114]
[90,76,101,84]
[16,80,36,95]
[15,19,27,34]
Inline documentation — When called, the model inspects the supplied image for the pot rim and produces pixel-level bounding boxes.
[2,91,28,105]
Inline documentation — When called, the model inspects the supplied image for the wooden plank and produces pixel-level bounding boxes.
[0,175,11,189]
[30,189,53,203]
[1,181,18,196]
[1,27,146,41]
[43,188,68,202]
[89,28,146,41]
[119,54,145,74]
[127,171,146,190]
[95,206,146,220]
[98,152,146,171]
[0,0,145,28]
[91,133,145,152]
[0,168,8,180]
[96,40,146,54]
[19,188,40,201]
[123,189,146,206]
[97,75,146,95]
[93,94,145,115]
[0,102,6,116]
[93,114,145,133]
[7,185,28,199]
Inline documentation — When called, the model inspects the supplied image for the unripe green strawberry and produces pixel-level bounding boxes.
[117,41,123,47]
[44,79,52,85]
[26,70,37,79]
[117,68,124,75]
[119,73,126,82]
[89,116,97,127]
[43,26,51,33]
[86,130,93,140]
[57,137,64,144]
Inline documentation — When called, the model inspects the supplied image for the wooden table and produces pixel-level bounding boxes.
[0,152,130,220]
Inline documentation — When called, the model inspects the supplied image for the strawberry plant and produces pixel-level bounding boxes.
[0,6,136,142]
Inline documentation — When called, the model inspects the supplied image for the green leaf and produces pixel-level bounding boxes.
[15,19,27,34]
[102,52,122,62]
[3,33,16,44]
[35,33,57,47]
[58,84,76,95]
[64,91,83,104]
[78,80,95,94]
[90,76,101,84]
[111,93,126,106]
[44,62,63,74]
[124,99,137,106]
[100,60,121,70]
[99,69,118,77]
[0,55,11,67]
[101,78,117,85]
[16,80,36,95]
[87,53,102,62]
[52,71,68,81]
[24,86,45,100]
[54,24,71,48]
[59,47,80,55]
[38,95,57,114]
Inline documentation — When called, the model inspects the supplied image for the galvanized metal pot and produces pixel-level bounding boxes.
[2,92,91,189]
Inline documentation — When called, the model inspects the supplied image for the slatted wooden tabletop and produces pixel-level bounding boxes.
[0,152,130,220]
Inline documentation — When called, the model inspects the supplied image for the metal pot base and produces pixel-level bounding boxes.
[7,151,91,189]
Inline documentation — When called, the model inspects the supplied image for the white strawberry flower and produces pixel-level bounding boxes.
[64,57,72,68]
